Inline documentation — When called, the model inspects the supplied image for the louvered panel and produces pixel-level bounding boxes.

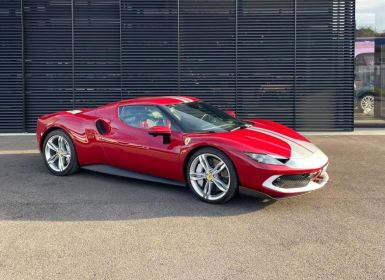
[0,0,355,132]
[23,0,73,131]
[120,0,178,98]
[74,0,121,107]
[0,1,24,132]
[237,0,295,127]
[295,0,355,131]
[179,0,236,109]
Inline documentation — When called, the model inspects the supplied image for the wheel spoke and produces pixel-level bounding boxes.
[47,141,58,152]
[58,136,65,150]
[47,154,58,164]
[190,172,206,181]
[213,177,228,192]
[203,181,212,199]
[58,156,65,171]
[198,155,210,172]
[64,141,71,154]
[212,161,226,175]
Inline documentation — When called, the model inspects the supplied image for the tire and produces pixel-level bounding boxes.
[42,129,79,176]
[359,93,374,115]
[186,147,238,204]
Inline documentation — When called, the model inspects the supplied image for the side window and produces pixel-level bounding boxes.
[118,105,174,129]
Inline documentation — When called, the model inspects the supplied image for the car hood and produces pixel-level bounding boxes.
[205,121,320,160]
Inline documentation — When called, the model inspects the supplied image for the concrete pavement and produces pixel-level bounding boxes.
[0,135,384,279]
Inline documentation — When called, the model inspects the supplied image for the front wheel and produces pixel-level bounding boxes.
[359,94,374,115]
[43,129,79,176]
[186,148,238,204]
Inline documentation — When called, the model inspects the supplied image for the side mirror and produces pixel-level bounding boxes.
[226,110,236,118]
[148,126,171,144]
[96,119,111,135]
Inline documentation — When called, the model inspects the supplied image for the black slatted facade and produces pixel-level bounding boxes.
[0,0,355,132]
[74,0,121,107]
[0,1,23,132]
[23,0,73,131]
[121,0,178,97]
[179,0,236,108]
[237,0,295,125]
[295,0,355,130]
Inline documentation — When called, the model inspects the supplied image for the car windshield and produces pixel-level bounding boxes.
[165,101,247,132]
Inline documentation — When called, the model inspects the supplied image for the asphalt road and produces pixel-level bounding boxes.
[0,135,384,279]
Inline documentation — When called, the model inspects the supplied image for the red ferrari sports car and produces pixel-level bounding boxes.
[36,96,329,203]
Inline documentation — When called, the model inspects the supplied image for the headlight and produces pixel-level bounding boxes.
[245,153,288,165]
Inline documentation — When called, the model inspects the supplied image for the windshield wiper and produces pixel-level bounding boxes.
[193,130,217,133]
[231,124,251,131]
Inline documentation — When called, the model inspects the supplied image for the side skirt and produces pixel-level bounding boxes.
[82,164,186,187]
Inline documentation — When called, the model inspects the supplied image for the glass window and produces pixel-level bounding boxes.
[165,101,247,132]
[119,105,173,129]
[355,0,385,126]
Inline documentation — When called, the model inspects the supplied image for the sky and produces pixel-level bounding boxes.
[356,0,385,32]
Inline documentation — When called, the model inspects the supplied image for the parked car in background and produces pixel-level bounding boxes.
[355,39,376,115]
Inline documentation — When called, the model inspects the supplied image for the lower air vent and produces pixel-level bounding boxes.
[273,174,312,189]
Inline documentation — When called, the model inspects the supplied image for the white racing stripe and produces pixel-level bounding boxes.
[246,126,314,159]
[246,126,329,169]
[165,96,193,103]
[66,110,82,114]
[176,96,193,103]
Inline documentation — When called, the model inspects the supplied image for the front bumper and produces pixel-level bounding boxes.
[262,166,329,195]
[233,144,329,198]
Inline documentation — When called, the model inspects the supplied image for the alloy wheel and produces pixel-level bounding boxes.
[44,135,71,172]
[189,153,230,201]
[360,95,374,115]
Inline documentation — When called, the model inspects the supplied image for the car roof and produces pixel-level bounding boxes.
[118,96,199,106]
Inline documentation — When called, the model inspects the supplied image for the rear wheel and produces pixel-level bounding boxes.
[43,130,79,176]
[186,148,238,204]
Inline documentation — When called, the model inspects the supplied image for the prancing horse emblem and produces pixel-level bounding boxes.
[184,137,191,145]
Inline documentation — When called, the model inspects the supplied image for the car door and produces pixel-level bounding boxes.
[100,104,185,182]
